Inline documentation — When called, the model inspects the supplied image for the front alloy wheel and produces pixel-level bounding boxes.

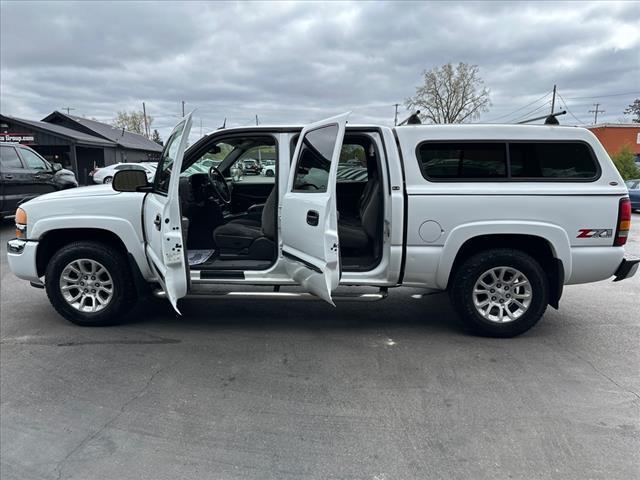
[60,259,114,313]
[45,241,137,326]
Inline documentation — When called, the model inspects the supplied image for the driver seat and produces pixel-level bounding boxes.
[212,188,276,260]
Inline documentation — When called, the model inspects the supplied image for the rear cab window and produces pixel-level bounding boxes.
[417,141,599,181]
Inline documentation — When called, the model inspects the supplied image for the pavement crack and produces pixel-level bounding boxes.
[561,344,640,403]
[52,362,176,480]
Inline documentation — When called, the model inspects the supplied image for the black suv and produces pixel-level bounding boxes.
[0,143,78,218]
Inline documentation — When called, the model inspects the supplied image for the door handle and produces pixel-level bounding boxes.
[3,175,13,180]
[306,210,319,226]
[154,214,162,230]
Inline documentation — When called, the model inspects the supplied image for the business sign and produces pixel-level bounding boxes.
[0,132,36,144]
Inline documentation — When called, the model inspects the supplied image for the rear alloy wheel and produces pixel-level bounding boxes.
[472,266,533,323]
[450,248,549,337]
[45,241,137,326]
[103,176,113,184]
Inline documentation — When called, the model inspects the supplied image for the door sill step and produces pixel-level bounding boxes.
[153,287,388,302]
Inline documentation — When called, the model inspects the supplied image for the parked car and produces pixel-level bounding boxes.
[0,142,77,218]
[626,179,640,212]
[240,159,261,175]
[91,162,157,184]
[261,162,276,177]
[6,112,638,337]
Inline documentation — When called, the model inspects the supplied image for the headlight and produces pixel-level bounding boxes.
[15,207,27,239]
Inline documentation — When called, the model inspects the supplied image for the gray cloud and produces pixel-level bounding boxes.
[1,0,638,141]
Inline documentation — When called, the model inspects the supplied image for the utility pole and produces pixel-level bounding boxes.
[589,103,604,124]
[142,102,149,138]
[393,103,400,126]
[181,100,185,117]
[61,107,75,115]
[255,114,259,126]
[550,85,556,114]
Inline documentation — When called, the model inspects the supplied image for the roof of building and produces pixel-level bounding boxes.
[42,111,163,152]
[0,114,116,147]
[587,123,640,129]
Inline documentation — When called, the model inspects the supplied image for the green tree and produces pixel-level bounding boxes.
[611,145,640,180]
[623,99,640,123]
[340,144,365,163]
[112,110,153,135]
[405,62,491,124]
[151,129,163,146]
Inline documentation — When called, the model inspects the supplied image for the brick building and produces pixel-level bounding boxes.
[587,123,640,159]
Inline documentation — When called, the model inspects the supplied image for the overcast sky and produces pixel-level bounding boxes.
[1,0,639,141]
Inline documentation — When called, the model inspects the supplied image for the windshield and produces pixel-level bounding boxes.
[181,137,276,184]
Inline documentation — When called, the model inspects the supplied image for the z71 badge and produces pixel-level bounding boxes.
[577,229,613,238]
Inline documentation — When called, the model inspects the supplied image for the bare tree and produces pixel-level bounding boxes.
[405,62,490,124]
[112,110,153,135]
[623,99,640,123]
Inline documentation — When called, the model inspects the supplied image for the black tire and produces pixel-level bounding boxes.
[265,170,274,177]
[45,241,137,326]
[449,248,549,337]
[103,176,113,184]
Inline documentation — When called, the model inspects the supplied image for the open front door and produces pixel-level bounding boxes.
[281,113,349,305]
[143,113,193,312]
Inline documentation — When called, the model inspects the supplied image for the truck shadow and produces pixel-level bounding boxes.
[126,290,467,335]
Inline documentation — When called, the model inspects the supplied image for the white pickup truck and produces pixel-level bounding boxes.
[6,113,638,337]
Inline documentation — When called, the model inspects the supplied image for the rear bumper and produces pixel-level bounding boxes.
[613,256,640,282]
[6,238,42,285]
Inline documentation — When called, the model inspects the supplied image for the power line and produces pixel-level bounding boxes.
[556,91,587,125]
[512,100,553,123]
[483,91,552,123]
[562,91,639,100]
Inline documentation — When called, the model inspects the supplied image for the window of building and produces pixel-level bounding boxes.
[418,143,507,180]
[0,146,23,169]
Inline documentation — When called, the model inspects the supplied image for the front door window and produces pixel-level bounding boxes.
[154,119,187,193]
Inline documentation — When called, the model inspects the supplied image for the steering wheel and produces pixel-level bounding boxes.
[298,182,320,190]
[207,166,232,204]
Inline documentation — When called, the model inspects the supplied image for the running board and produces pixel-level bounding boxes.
[153,288,388,302]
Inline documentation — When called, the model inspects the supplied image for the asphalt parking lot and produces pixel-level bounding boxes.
[1,216,638,480]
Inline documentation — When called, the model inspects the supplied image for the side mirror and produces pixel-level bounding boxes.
[52,162,63,172]
[112,169,149,192]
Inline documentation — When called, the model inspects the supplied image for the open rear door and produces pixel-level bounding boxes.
[280,113,349,304]
[143,112,193,312]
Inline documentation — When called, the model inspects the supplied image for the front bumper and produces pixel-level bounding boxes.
[613,256,640,282]
[6,238,42,285]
